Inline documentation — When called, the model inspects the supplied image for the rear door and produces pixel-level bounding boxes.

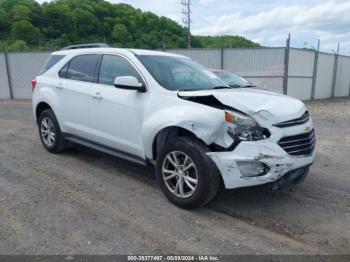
[58,54,99,139]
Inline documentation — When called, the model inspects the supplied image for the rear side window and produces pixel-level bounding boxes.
[65,54,99,82]
[39,55,65,75]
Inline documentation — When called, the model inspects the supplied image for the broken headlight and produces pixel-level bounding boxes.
[225,110,269,141]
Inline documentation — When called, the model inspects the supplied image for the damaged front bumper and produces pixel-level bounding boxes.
[207,139,315,189]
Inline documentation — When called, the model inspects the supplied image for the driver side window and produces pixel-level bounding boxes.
[98,55,143,86]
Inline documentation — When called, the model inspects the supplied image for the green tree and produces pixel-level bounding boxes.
[0,9,10,37]
[196,35,260,48]
[112,23,130,47]
[74,9,98,37]
[0,0,260,51]
[11,4,30,21]
[7,40,29,51]
[11,20,42,45]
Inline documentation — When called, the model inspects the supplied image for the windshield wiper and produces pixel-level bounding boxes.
[213,86,232,90]
[178,88,202,91]
[228,83,256,88]
[228,84,242,88]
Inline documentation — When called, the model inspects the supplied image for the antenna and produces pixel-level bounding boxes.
[181,0,192,48]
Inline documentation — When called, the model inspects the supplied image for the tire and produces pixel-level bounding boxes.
[38,109,67,153]
[156,137,221,209]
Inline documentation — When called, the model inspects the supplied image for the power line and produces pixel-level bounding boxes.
[181,0,191,48]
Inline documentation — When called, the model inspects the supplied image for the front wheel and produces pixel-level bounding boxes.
[156,137,220,209]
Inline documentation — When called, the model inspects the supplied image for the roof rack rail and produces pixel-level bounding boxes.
[60,43,110,50]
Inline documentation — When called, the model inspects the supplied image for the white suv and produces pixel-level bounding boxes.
[32,44,316,209]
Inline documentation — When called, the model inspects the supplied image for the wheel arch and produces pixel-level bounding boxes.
[142,100,228,160]
[151,126,204,160]
[36,101,52,121]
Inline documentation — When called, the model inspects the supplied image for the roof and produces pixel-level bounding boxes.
[52,47,187,58]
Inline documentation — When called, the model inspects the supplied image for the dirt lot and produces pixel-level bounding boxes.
[0,98,349,255]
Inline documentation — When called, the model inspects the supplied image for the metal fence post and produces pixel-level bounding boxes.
[311,39,320,100]
[283,33,290,95]
[4,52,14,100]
[331,43,339,98]
[221,47,224,70]
[220,35,224,70]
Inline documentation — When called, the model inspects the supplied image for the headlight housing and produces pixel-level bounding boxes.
[225,110,270,141]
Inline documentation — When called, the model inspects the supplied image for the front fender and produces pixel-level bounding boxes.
[142,105,228,159]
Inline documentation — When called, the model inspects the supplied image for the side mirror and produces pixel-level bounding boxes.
[114,76,146,93]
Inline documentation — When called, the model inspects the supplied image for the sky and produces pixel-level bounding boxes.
[35,0,350,54]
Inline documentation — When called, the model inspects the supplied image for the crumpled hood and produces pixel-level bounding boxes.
[178,88,306,124]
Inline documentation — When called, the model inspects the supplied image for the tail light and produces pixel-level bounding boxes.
[31,78,37,92]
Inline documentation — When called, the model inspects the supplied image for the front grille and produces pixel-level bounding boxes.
[278,129,316,156]
[274,111,310,128]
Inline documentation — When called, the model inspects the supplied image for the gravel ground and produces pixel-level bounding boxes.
[0,98,349,255]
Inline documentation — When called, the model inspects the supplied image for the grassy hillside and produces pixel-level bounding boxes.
[0,0,260,51]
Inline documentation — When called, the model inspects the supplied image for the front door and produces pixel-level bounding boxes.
[89,54,147,159]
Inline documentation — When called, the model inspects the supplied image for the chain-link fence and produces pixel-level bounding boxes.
[1,46,349,100]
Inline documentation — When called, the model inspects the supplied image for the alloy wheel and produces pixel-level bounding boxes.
[40,117,55,146]
[162,151,198,198]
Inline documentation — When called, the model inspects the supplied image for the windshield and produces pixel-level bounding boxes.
[212,70,252,88]
[138,55,228,91]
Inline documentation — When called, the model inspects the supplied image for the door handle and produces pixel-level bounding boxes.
[92,92,103,100]
[56,83,63,90]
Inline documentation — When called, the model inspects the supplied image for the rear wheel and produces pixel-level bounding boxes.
[38,109,67,153]
[156,137,220,209]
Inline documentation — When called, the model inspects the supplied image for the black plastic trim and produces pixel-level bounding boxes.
[278,129,316,156]
[274,111,310,128]
[62,133,146,165]
[60,43,110,50]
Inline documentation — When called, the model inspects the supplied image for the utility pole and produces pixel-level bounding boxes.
[182,0,192,48]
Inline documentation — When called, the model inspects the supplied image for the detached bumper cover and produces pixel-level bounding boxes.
[269,165,310,191]
[207,139,316,189]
